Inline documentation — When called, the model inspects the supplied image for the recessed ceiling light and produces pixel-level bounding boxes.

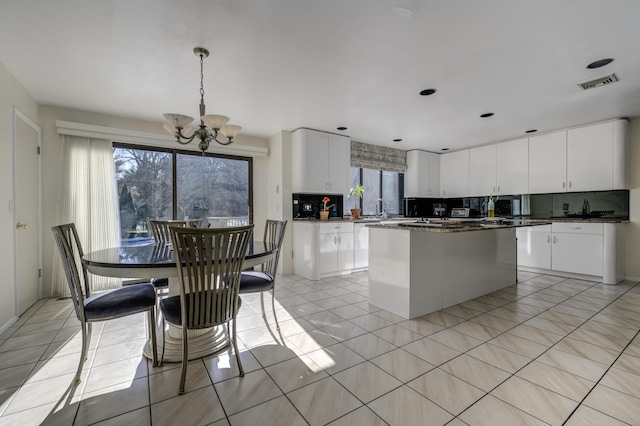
[336,126,347,131]
[480,113,494,118]
[393,139,402,142]
[419,88,437,96]
[587,58,614,69]
[441,148,449,151]
[525,129,537,134]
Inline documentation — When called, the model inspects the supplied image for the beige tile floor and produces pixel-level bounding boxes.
[1,271,639,425]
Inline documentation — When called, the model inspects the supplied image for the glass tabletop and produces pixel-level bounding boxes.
[82,240,275,271]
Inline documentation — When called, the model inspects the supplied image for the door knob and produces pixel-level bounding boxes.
[16,223,28,230]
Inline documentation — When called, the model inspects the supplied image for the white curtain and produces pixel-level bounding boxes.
[52,136,121,295]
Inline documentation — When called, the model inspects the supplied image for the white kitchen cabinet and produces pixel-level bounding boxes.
[516,225,551,269]
[353,223,369,270]
[567,120,628,191]
[496,138,529,195]
[405,150,440,198]
[528,131,567,194]
[440,149,469,198]
[293,221,354,280]
[469,145,497,197]
[517,222,623,283]
[551,223,603,277]
[291,128,350,194]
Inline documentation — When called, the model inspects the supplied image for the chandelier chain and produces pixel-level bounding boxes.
[199,52,205,98]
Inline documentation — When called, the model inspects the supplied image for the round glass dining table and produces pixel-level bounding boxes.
[82,241,276,362]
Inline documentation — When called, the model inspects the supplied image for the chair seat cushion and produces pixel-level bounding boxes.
[239,272,274,294]
[151,277,169,288]
[84,284,156,321]
[160,293,243,327]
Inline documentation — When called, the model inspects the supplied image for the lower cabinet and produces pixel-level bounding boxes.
[517,222,621,283]
[293,221,355,280]
[353,223,369,270]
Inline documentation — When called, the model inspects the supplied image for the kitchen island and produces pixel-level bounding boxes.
[367,220,543,319]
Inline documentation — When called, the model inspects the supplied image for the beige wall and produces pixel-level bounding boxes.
[625,117,640,280]
[266,131,293,274]
[0,62,39,329]
[38,105,270,296]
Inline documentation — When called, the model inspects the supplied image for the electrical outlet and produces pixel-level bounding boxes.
[562,203,569,211]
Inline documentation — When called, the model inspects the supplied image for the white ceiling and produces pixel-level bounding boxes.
[2,0,640,152]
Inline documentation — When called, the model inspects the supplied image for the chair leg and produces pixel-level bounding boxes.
[259,292,266,320]
[160,317,167,367]
[271,288,280,331]
[148,308,159,367]
[74,322,91,385]
[231,317,244,377]
[179,326,188,395]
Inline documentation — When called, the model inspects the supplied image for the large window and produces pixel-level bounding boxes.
[346,167,404,216]
[114,144,252,244]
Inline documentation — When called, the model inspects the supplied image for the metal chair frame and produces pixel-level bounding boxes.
[52,223,158,385]
[161,224,253,394]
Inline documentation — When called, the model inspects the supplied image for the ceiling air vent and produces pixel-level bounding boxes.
[577,73,619,90]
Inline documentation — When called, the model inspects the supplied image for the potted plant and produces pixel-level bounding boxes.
[320,196,334,220]
[349,184,364,219]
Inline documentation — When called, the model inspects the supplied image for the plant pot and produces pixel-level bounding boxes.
[319,211,329,221]
[350,208,361,219]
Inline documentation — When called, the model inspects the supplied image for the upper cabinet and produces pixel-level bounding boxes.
[529,119,628,194]
[468,138,529,197]
[292,129,350,194]
[441,149,469,198]
[529,130,568,194]
[496,138,529,195]
[405,150,441,198]
[468,145,496,196]
[567,120,628,191]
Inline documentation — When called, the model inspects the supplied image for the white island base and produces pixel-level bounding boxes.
[369,226,517,319]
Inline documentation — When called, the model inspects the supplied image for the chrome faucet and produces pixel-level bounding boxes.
[376,198,388,219]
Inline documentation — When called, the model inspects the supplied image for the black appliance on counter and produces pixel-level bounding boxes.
[432,203,447,217]
[293,193,343,220]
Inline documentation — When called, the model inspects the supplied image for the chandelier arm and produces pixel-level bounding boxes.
[213,133,234,146]
[174,128,198,145]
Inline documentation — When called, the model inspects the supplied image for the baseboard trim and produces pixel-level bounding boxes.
[0,316,18,336]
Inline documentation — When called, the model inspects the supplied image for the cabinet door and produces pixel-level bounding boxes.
[328,133,350,194]
[517,228,551,269]
[497,138,528,195]
[529,131,567,194]
[428,152,441,197]
[441,150,469,198]
[567,122,613,191]
[337,232,354,271]
[318,232,338,274]
[552,233,603,276]
[469,145,497,196]
[306,130,330,192]
[405,150,424,197]
[354,224,369,269]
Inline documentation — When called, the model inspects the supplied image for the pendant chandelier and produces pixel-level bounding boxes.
[163,47,241,153]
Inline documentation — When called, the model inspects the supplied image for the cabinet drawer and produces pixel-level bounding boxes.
[319,222,354,234]
[552,222,603,235]
[520,225,551,233]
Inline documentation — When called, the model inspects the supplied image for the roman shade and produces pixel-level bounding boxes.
[350,141,407,173]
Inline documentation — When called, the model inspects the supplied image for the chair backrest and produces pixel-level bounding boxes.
[51,223,89,322]
[170,224,254,329]
[149,219,201,243]
[262,220,287,275]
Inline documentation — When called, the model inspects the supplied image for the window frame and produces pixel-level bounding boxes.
[348,167,404,216]
[113,141,254,223]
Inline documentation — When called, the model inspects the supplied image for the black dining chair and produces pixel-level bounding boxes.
[239,220,287,330]
[160,224,254,394]
[148,219,201,295]
[51,223,158,385]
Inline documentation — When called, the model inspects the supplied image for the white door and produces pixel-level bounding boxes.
[496,138,529,196]
[529,131,567,194]
[469,145,497,196]
[14,109,41,316]
[567,122,613,191]
[336,231,354,272]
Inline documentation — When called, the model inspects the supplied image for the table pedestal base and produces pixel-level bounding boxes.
[143,323,231,363]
